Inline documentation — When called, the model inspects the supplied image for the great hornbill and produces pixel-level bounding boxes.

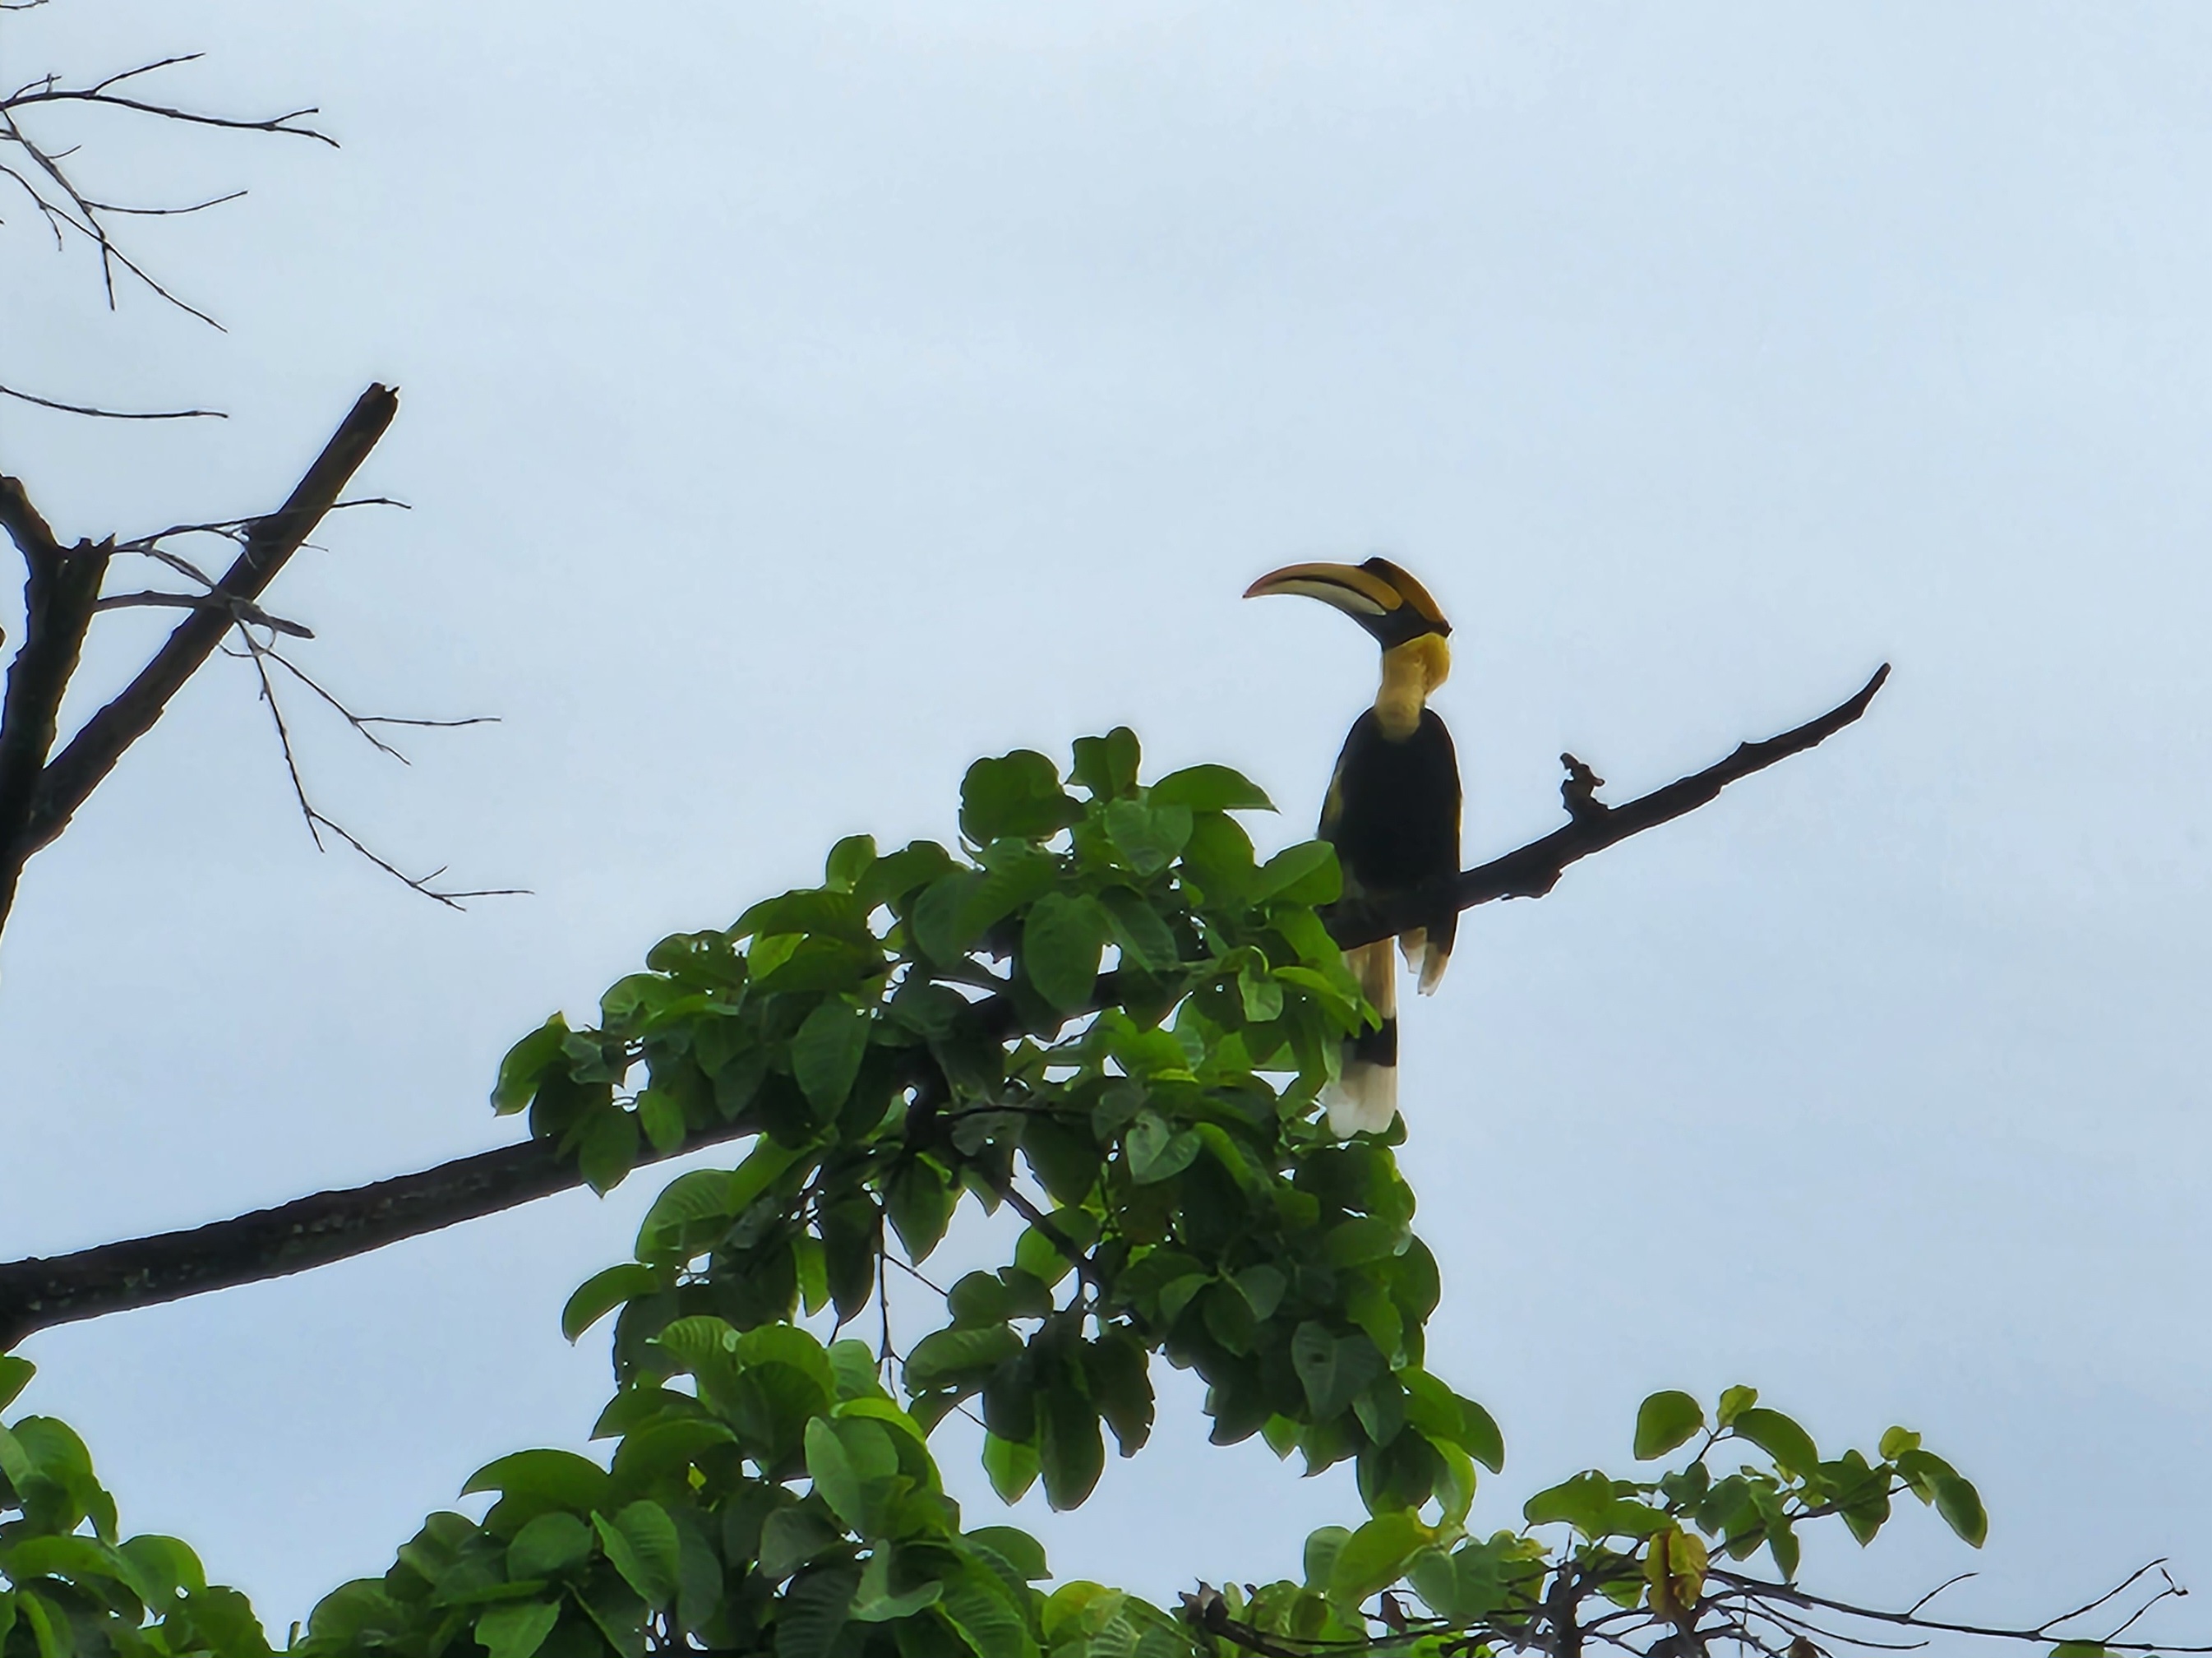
[1245,557,1461,1137]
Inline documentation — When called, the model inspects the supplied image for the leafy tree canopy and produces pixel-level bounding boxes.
[1,731,1998,1658]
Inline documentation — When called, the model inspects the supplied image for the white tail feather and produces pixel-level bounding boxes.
[1325,1060,1397,1137]
[1325,940,1402,1138]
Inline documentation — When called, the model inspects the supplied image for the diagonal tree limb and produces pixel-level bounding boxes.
[0,475,112,927]
[1321,664,1891,951]
[13,383,398,861]
[0,666,1891,1350]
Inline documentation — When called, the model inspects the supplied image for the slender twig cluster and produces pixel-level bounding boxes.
[98,503,517,906]
[1,6,335,416]
[1190,1557,2194,1658]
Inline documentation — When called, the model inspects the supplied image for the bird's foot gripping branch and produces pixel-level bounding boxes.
[1,723,2171,1658]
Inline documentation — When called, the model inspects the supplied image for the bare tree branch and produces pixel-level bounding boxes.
[0,671,1893,1348]
[13,382,399,862]
[0,1135,634,1351]
[0,475,109,927]
[1323,665,1892,951]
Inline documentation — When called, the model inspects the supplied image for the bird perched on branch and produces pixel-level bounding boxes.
[1245,557,1461,1137]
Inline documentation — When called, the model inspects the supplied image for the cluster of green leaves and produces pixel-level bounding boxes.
[0,1357,269,1658]
[0,731,2012,1658]
[297,1322,1140,1658]
[1196,1387,1987,1658]
[496,732,1498,1522]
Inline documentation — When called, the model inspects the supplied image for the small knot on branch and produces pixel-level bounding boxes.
[1561,753,1609,824]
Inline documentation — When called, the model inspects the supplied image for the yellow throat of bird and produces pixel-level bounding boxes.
[1374,635,1452,739]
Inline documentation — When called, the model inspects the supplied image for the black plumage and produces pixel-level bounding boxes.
[1321,704,1462,966]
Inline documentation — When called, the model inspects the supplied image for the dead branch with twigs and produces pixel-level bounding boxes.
[1,2,335,415]
[0,383,512,932]
[1185,1554,2196,1658]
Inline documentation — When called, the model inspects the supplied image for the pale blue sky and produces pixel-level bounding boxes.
[4,2,2210,1643]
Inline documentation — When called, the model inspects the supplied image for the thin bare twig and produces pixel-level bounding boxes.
[95,590,312,637]
[0,381,223,420]
[225,625,522,908]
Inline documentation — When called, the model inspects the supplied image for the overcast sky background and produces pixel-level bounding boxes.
[3,0,2210,1644]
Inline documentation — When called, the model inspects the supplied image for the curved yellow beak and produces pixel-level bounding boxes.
[1243,561,1403,618]
[1244,557,1451,644]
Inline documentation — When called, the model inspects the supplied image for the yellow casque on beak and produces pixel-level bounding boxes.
[1245,557,1451,644]
[1243,561,1404,617]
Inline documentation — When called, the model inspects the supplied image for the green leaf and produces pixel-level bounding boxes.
[1290,1323,1385,1423]
[949,1268,1055,1328]
[1124,1113,1201,1185]
[1148,765,1274,813]
[493,1016,571,1115]
[2052,1644,2110,1658]
[6,1535,127,1589]
[1038,1383,1105,1511]
[940,1573,1034,1658]
[1232,1265,1286,1322]
[1878,1425,1921,1461]
[760,1508,844,1580]
[1633,1391,1706,1460]
[508,1513,595,1579]
[633,1167,739,1263]
[792,998,871,1115]
[1252,841,1340,906]
[1082,1332,1154,1457]
[563,1264,663,1342]
[1933,1473,1988,1547]
[475,1601,561,1658]
[904,1325,1024,1392]
[575,1103,640,1194]
[1014,1208,1100,1287]
[852,1552,942,1623]
[1716,1384,1758,1427]
[1523,1471,1614,1539]
[753,936,884,995]
[982,1433,1039,1503]
[960,843,1059,938]
[805,1418,870,1533]
[0,1355,33,1412]
[826,834,879,892]
[960,1532,1043,1592]
[1237,961,1284,1023]
[1097,889,1180,972]
[1102,801,1193,876]
[1070,728,1142,800]
[118,1535,205,1600]
[1023,894,1109,1011]
[14,1592,58,1658]
[1399,1369,1503,1474]
[962,751,1080,843]
[463,1449,609,1511]
[795,1234,830,1315]
[592,1501,681,1607]
[1303,1527,1351,1592]
[637,1088,687,1154]
[775,1565,861,1658]
[887,1158,958,1263]
[735,889,872,944]
[861,840,958,911]
[1731,1407,1819,1479]
[1330,1513,1430,1603]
